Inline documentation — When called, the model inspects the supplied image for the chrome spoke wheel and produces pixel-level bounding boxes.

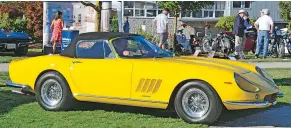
[182,88,210,118]
[41,79,63,106]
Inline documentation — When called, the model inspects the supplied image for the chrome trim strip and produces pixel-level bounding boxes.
[74,94,168,104]
[6,80,27,88]
[277,92,284,98]
[223,101,277,107]
[6,80,34,94]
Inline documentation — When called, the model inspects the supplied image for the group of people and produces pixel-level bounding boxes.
[233,9,274,59]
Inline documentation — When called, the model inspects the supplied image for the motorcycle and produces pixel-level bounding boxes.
[223,28,257,54]
[211,32,232,55]
[280,28,291,55]
[268,26,285,58]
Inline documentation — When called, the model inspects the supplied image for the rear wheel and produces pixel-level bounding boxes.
[174,81,222,124]
[35,71,76,111]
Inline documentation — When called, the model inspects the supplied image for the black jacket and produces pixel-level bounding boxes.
[232,15,246,37]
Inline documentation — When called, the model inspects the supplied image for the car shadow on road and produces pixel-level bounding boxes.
[274,78,291,86]
[214,102,291,127]
[0,89,35,115]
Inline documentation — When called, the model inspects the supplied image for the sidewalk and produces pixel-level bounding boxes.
[250,62,291,69]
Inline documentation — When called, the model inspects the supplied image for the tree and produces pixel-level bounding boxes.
[0,2,43,42]
[110,13,118,32]
[215,15,255,31]
[156,1,214,33]
[81,1,102,32]
[279,1,291,29]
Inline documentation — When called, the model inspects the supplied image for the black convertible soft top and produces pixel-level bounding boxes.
[60,32,139,58]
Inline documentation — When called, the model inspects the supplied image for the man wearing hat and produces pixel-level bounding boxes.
[233,9,246,59]
[254,9,274,59]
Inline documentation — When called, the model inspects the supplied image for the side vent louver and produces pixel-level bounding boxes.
[136,78,162,93]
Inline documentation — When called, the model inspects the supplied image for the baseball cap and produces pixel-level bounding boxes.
[238,9,246,14]
[260,9,270,15]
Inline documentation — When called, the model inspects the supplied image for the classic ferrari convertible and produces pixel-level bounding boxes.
[7,32,283,124]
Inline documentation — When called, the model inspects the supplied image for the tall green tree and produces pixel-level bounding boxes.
[156,1,214,33]
[279,1,291,29]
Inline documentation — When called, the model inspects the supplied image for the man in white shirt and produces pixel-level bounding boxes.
[153,8,169,50]
[254,9,274,59]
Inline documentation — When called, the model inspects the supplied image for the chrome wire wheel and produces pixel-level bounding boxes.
[41,79,63,106]
[181,88,210,118]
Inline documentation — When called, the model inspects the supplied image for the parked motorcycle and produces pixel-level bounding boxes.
[268,26,285,58]
[280,28,291,55]
[223,28,257,54]
[211,32,232,55]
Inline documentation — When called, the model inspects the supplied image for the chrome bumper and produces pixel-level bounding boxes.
[224,101,277,107]
[6,80,34,95]
[224,92,283,107]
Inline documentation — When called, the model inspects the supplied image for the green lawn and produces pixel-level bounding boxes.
[0,48,43,63]
[0,69,290,128]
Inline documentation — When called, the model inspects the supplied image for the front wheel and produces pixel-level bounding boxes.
[174,81,222,124]
[278,42,285,58]
[35,71,76,111]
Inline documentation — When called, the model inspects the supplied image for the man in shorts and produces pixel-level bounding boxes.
[153,8,169,50]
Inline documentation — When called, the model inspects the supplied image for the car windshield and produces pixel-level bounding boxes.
[112,36,173,58]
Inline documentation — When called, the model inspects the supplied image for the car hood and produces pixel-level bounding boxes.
[156,56,251,74]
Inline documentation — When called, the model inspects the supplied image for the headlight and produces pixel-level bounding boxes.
[255,66,275,83]
[234,73,260,93]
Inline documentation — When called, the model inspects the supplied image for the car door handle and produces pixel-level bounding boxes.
[72,61,82,64]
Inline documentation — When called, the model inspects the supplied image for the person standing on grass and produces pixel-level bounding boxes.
[123,16,130,33]
[233,9,246,59]
[152,8,169,50]
[50,11,64,54]
[254,9,274,59]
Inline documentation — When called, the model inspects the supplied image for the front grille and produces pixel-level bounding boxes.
[264,93,277,103]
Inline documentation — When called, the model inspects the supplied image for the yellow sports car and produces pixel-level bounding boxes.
[7,32,283,124]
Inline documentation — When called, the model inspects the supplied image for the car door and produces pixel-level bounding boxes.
[69,40,133,99]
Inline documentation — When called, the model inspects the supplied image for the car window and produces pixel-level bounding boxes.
[76,40,114,59]
[112,36,172,58]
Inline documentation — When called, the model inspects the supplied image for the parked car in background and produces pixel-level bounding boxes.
[0,29,30,56]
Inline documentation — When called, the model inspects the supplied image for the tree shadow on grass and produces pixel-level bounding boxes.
[0,89,35,115]
[71,101,179,119]
[274,78,291,86]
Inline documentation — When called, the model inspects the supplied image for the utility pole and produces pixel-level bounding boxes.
[101,1,112,32]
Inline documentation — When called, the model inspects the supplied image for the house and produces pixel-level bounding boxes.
[116,1,287,36]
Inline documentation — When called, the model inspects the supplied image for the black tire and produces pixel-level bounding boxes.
[174,81,222,124]
[202,38,212,53]
[278,42,285,58]
[14,46,28,56]
[221,38,231,55]
[35,71,76,111]
[288,47,291,55]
